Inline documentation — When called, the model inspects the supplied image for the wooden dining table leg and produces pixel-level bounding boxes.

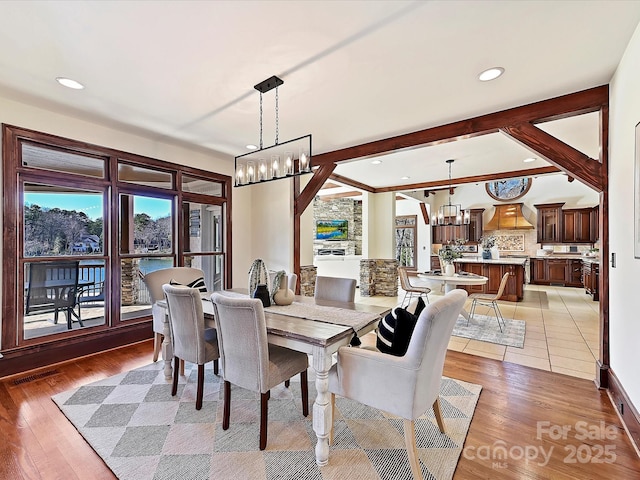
[312,345,333,466]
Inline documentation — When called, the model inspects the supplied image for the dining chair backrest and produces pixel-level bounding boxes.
[268,271,298,293]
[493,272,511,301]
[162,284,208,365]
[398,266,412,291]
[211,293,270,393]
[25,260,79,314]
[406,289,467,417]
[314,276,356,303]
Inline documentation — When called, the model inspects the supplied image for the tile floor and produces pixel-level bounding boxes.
[355,283,599,380]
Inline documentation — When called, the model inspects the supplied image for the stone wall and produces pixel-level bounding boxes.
[121,258,140,305]
[313,198,362,255]
[300,265,317,296]
[359,259,398,297]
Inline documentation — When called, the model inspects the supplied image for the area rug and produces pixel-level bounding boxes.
[453,314,525,348]
[52,362,482,480]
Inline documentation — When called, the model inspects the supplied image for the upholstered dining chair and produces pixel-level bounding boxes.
[398,266,431,307]
[142,267,206,362]
[162,284,220,410]
[314,275,356,303]
[468,271,510,332]
[328,289,467,480]
[210,293,309,450]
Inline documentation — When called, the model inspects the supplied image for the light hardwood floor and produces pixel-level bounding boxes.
[1,340,638,479]
[356,283,600,380]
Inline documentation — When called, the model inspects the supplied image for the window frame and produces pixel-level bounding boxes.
[2,124,232,355]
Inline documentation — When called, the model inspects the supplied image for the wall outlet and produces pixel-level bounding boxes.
[611,252,616,268]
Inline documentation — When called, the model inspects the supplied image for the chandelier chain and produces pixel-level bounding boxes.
[275,86,279,145]
[259,91,263,150]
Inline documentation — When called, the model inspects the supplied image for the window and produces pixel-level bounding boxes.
[395,215,417,268]
[2,125,232,362]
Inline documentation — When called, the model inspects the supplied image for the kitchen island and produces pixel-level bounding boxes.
[453,257,527,301]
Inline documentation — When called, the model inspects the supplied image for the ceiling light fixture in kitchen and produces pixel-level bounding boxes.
[431,159,470,227]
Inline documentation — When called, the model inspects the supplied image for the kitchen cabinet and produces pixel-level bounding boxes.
[531,257,583,287]
[431,209,483,245]
[534,203,564,243]
[432,223,469,244]
[562,208,594,243]
[583,260,599,301]
[535,203,598,244]
[467,208,484,243]
[455,261,525,301]
[590,206,599,242]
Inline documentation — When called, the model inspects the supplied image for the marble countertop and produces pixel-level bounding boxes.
[454,257,528,266]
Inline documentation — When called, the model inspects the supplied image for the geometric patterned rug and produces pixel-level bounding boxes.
[453,314,526,348]
[52,362,482,480]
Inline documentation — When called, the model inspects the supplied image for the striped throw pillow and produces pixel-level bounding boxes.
[170,277,207,293]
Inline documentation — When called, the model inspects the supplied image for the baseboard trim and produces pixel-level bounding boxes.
[607,367,640,457]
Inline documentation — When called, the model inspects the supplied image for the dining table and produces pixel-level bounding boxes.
[418,271,488,319]
[156,289,391,467]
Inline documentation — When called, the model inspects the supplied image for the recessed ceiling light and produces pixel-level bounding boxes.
[401,176,410,180]
[246,144,258,150]
[55,77,85,90]
[523,157,536,163]
[371,160,382,165]
[478,67,504,82]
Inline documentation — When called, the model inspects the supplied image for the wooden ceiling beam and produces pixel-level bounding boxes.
[316,191,362,201]
[328,173,376,192]
[501,123,603,192]
[312,85,608,166]
[294,163,336,216]
[373,166,560,193]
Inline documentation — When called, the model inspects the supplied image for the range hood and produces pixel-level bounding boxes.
[484,203,534,230]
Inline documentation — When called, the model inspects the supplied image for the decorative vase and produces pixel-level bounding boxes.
[248,258,270,298]
[253,284,271,307]
[273,276,294,306]
[482,249,492,259]
[444,263,455,277]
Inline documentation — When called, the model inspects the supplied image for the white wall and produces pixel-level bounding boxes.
[362,192,396,259]
[609,22,640,409]
[247,178,295,278]
[0,94,252,310]
[395,197,431,271]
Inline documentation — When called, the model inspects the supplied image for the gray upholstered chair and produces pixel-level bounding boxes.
[142,267,206,362]
[328,289,467,480]
[468,271,510,332]
[211,293,309,450]
[162,284,219,410]
[398,266,431,307]
[314,275,356,303]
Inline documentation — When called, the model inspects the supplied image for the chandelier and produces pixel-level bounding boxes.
[234,75,312,187]
[431,159,470,226]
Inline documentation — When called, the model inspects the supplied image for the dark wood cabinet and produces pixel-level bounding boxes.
[562,208,593,243]
[432,209,482,245]
[568,259,583,287]
[432,224,469,244]
[534,203,564,243]
[467,208,484,243]
[583,260,599,301]
[531,259,546,284]
[535,203,598,244]
[531,257,584,287]
[455,261,525,301]
[546,258,569,283]
[590,206,599,242]
[430,255,441,271]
